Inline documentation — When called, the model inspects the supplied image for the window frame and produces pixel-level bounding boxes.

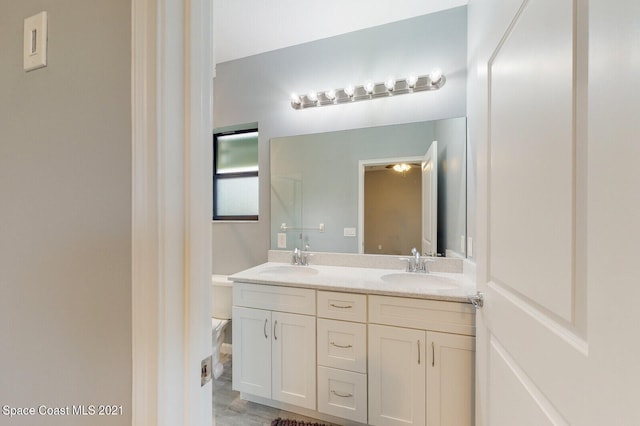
[212,128,259,221]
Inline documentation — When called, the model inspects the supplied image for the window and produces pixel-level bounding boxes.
[213,129,259,220]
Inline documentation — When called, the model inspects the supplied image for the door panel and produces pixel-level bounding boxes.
[488,0,574,322]
[488,337,568,425]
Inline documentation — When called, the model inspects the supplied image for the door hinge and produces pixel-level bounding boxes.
[469,292,484,309]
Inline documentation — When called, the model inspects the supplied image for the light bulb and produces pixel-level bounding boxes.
[393,163,411,172]
[307,91,318,103]
[407,74,418,88]
[429,68,443,84]
[325,89,336,101]
[290,93,301,105]
[384,77,395,92]
[364,80,375,94]
[344,85,355,97]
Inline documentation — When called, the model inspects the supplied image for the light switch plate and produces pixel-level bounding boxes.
[344,227,356,237]
[277,232,287,248]
[24,11,48,71]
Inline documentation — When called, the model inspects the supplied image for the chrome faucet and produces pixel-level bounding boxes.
[291,245,312,266]
[291,248,300,265]
[412,247,420,268]
[401,248,430,273]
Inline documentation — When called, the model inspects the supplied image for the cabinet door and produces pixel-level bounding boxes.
[368,324,426,426]
[426,331,475,426]
[231,306,271,399]
[272,311,316,410]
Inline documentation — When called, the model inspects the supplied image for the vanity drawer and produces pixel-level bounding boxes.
[233,282,316,315]
[317,291,366,322]
[317,366,367,424]
[317,318,367,373]
[368,295,476,336]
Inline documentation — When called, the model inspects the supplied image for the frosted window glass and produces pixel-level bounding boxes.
[215,177,259,217]
[216,132,258,174]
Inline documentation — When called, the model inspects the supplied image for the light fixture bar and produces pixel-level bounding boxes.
[290,70,446,110]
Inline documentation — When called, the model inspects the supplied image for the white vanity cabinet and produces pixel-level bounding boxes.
[232,283,317,410]
[231,276,476,426]
[368,295,476,426]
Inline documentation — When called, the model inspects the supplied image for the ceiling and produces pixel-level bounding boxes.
[213,0,468,64]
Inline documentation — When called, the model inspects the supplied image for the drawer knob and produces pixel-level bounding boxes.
[331,390,353,398]
[329,303,353,309]
[330,341,353,349]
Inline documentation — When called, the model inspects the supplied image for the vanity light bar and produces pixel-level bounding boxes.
[290,70,446,110]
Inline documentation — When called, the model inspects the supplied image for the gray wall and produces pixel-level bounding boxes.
[213,6,468,274]
[435,117,468,256]
[0,2,132,425]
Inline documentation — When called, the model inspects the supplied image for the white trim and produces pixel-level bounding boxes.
[132,0,213,424]
[357,156,423,253]
[132,0,159,424]
[187,0,215,423]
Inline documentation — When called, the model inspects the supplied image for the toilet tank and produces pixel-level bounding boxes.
[211,275,232,319]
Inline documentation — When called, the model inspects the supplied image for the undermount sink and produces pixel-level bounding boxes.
[380,273,460,289]
[259,265,319,276]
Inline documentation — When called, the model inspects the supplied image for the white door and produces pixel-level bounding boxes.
[272,311,317,410]
[472,0,583,423]
[421,142,438,256]
[469,0,640,425]
[368,324,426,426]
[426,331,475,426]
[232,307,272,399]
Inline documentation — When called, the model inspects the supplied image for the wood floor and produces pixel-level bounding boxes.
[213,354,339,426]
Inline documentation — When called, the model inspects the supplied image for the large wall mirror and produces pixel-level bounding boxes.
[270,117,467,257]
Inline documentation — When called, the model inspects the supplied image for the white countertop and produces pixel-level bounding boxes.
[229,262,477,303]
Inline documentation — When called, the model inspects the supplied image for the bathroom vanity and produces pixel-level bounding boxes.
[230,253,476,426]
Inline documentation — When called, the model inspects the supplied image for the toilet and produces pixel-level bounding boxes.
[211,274,232,380]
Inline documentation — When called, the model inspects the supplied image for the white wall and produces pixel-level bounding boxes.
[213,6,468,274]
[0,2,132,425]
[585,0,640,423]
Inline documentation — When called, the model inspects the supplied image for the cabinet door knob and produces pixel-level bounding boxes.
[418,340,421,365]
[330,341,353,349]
[264,318,268,339]
[274,320,278,340]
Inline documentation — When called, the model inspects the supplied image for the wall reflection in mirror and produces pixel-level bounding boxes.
[270,117,467,257]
